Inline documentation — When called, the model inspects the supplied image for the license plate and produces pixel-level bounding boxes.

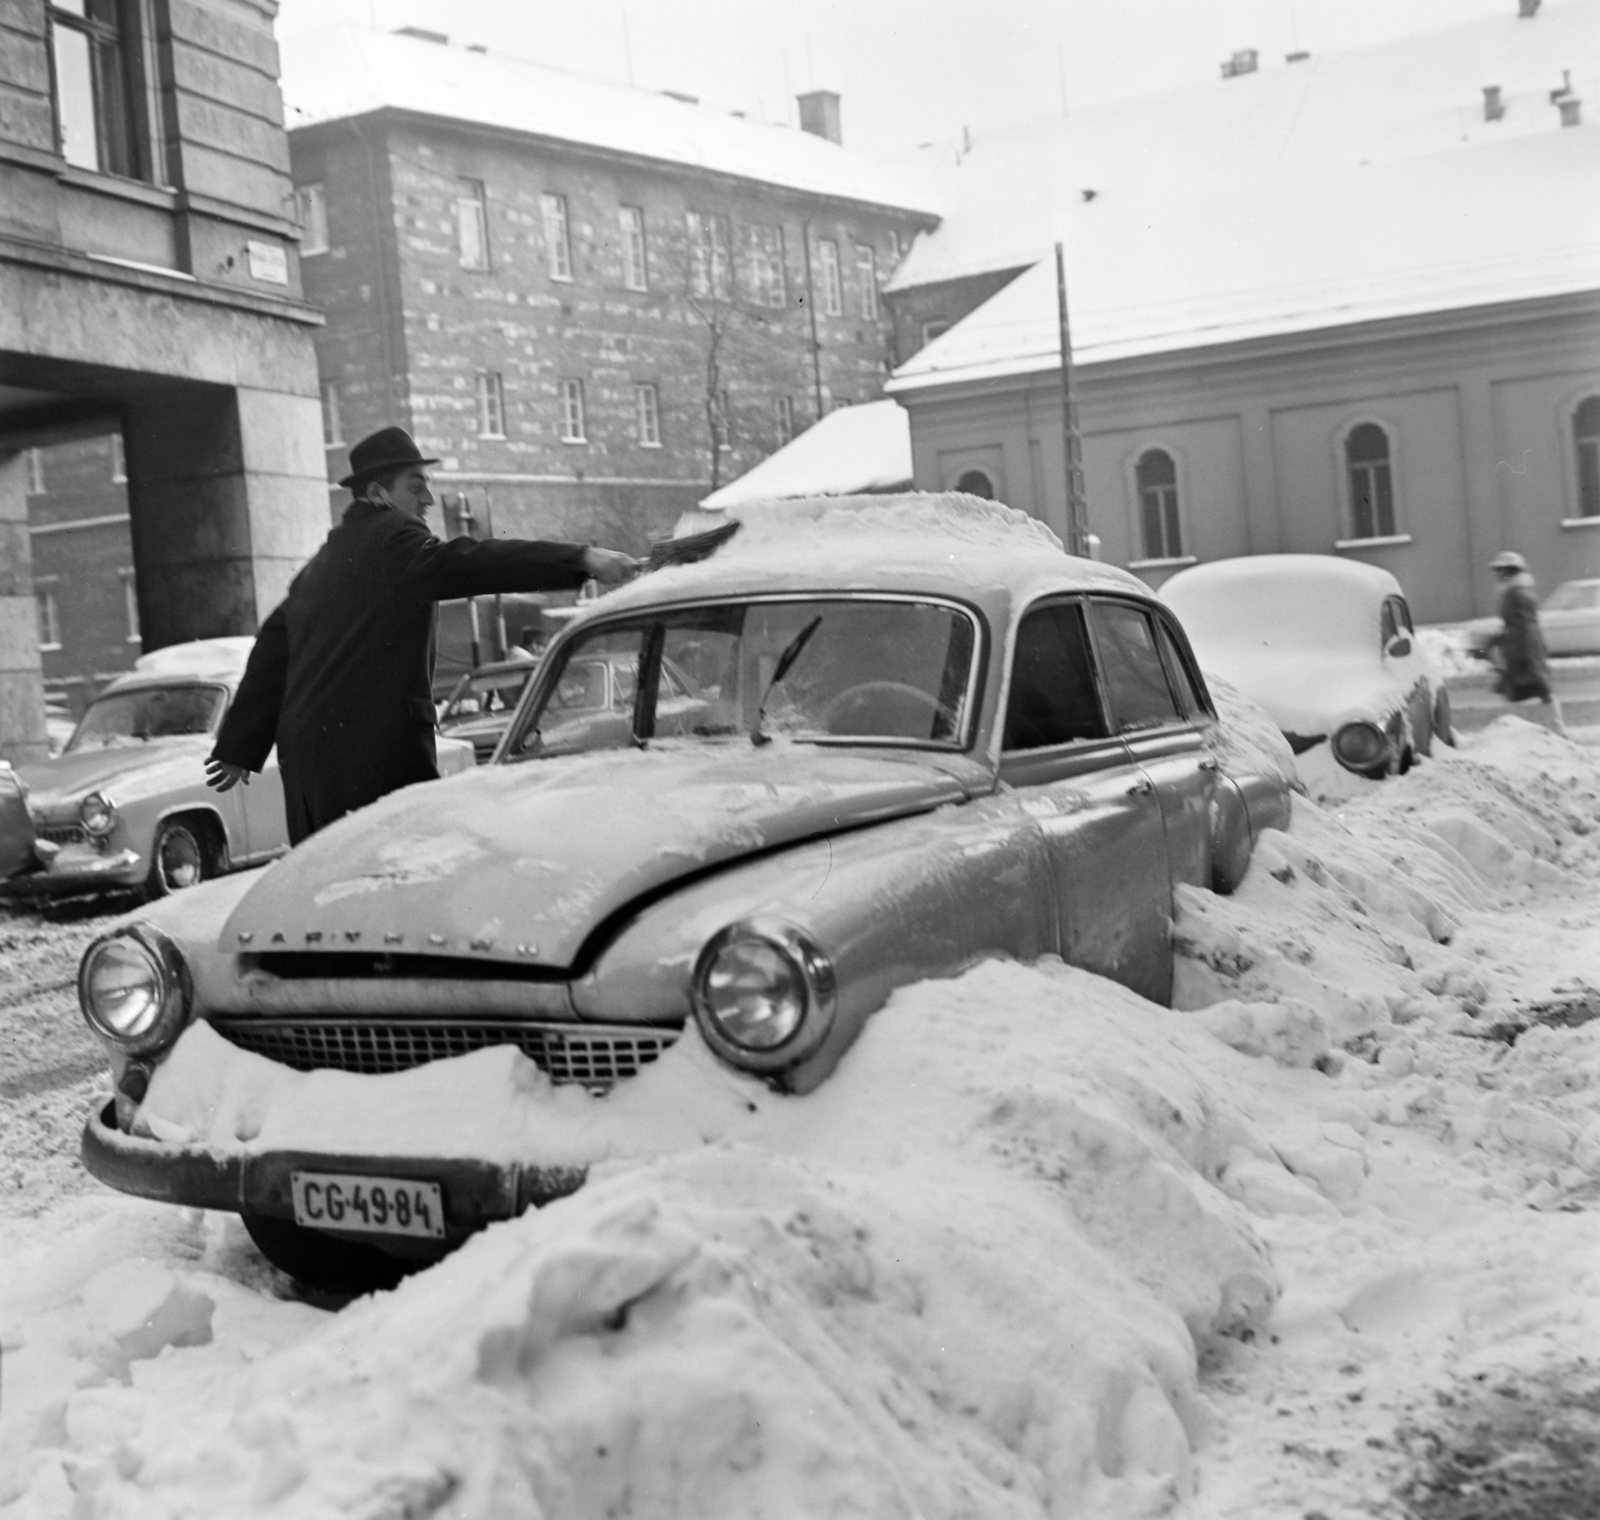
[289,1170,446,1239]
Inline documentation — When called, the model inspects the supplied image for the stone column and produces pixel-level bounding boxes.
[123,383,329,647]
[0,451,49,764]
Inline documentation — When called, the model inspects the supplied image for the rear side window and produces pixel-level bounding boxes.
[1153,617,1207,720]
[1091,601,1182,732]
[1003,601,1108,750]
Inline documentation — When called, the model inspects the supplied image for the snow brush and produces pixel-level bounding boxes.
[646,517,741,570]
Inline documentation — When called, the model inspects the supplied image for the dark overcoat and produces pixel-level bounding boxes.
[1489,573,1555,704]
[213,500,590,843]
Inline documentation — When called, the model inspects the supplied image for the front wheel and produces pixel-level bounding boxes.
[242,1214,413,1295]
[145,817,211,898]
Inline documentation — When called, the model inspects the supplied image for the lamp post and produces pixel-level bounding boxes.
[1055,240,1091,557]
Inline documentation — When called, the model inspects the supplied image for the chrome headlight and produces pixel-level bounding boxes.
[79,926,192,1055]
[1331,721,1389,774]
[80,792,117,836]
[691,919,836,1073]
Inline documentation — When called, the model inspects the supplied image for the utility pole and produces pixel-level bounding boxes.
[1055,240,1090,557]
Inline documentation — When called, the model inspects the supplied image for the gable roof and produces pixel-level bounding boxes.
[280,27,940,218]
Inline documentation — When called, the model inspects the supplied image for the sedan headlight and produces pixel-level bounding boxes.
[691,919,836,1072]
[1331,721,1389,774]
[79,926,192,1055]
[80,792,117,836]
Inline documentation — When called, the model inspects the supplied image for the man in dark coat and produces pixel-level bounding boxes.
[205,427,638,843]
[1486,549,1566,737]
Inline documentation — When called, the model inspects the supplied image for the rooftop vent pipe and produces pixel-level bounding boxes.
[1286,50,1310,64]
[1559,95,1583,126]
[798,90,842,144]
[1220,49,1259,79]
[394,25,448,44]
[1484,84,1505,120]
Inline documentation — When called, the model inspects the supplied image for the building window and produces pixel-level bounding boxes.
[816,238,842,316]
[1345,422,1396,539]
[888,229,901,262]
[457,179,489,270]
[1574,396,1600,519]
[476,372,506,438]
[855,244,877,320]
[635,383,661,447]
[542,192,572,281]
[620,205,647,290]
[775,395,795,443]
[110,432,125,481]
[49,0,141,179]
[1135,448,1182,560]
[297,183,328,256]
[26,448,44,495]
[320,383,342,447]
[747,224,786,308]
[36,589,61,651]
[560,379,586,442]
[920,318,950,347]
[120,568,139,642]
[687,211,731,300]
[956,469,994,499]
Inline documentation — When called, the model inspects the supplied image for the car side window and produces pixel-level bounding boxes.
[1090,601,1182,732]
[1153,616,1207,721]
[1380,599,1399,647]
[1003,601,1109,751]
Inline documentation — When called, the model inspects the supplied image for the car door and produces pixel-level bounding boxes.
[1087,597,1216,893]
[999,597,1173,1003]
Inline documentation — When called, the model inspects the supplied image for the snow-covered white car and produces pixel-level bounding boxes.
[1462,577,1600,658]
[1160,555,1453,779]
[76,494,1293,1290]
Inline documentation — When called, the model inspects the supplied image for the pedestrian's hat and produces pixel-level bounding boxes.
[1490,550,1528,573]
[339,426,440,489]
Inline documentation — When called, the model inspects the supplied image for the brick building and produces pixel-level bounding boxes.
[282,26,939,550]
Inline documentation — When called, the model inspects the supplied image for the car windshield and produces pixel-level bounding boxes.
[507,597,979,760]
[440,666,536,725]
[67,684,227,752]
[1542,582,1600,613]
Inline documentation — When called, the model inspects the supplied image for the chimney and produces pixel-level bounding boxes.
[1220,49,1259,79]
[1559,95,1583,126]
[1518,0,1540,16]
[798,90,842,144]
[1483,84,1505,120]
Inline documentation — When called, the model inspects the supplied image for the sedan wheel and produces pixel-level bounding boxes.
[148,818,208,897]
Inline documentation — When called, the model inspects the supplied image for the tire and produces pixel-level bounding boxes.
[145,816,211,898]
[242,1214,413,1295]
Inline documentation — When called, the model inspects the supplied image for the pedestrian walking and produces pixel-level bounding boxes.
[204,426,639,843]
[1485,550,1567,737]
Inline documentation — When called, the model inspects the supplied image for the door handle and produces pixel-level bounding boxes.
[1198,756,1219,771]
[1125,778,1154,797]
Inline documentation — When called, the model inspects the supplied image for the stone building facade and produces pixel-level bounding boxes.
[0,0,327,761]
[285,28,938,551]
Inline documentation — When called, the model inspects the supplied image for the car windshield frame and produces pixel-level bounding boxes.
[65,682,230,753]
[501,591,987,762]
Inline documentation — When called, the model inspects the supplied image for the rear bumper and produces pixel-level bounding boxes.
[80,1101,586,1240]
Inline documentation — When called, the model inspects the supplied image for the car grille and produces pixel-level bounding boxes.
[37,823,86,846]
[208,1016,678,1090]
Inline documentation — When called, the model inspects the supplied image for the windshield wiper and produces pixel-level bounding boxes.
[751,616,823,747]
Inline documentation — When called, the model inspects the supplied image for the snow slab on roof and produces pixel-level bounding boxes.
[888,0,1598,293]
[280,27,940,217]
[888,126,1600,389]
[700,400,912,508]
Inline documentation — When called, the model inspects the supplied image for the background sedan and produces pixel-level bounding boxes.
[1463,578,1600,658]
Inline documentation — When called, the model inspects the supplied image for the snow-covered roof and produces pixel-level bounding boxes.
[887,124,1600,390]
[887,0,1598,293]
[279,27,941,217]
[700,400,912,508]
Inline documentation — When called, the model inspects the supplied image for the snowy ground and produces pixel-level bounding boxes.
[3,718,1600,1518]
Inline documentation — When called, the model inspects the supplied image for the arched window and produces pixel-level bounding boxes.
[1574,396,1600,519]
[956,469,994,499]
[1345,423,1395,539]
[1135,448,1181,559]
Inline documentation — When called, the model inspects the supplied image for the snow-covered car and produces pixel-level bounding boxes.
[1463,577,1600,658]
[9,638,478,898]
[76,495,1293,1289]
[1160,554,1452,779]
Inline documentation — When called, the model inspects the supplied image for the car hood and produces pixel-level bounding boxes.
[219,745,979,969]
[18,738,210,810]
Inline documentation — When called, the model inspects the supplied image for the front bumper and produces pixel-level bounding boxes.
[81,1100,586,1243]
[3,846,142,895]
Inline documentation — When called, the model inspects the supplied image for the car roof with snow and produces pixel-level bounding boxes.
[597,493,1149,624]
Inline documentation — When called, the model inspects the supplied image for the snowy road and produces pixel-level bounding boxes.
[4,720,1600,1518]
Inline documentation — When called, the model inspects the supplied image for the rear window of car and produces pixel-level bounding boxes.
[1090,601,1183,732]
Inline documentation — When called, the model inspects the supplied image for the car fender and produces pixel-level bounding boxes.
[149,799,237,867]
[571,792,1058,1091]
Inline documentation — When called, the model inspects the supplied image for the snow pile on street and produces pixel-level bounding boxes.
[4,717,1600,1518]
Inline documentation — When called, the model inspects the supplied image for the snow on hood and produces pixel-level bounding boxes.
[219,744,971,968]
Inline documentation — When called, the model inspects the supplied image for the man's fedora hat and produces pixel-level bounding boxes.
[339,426,440,488]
